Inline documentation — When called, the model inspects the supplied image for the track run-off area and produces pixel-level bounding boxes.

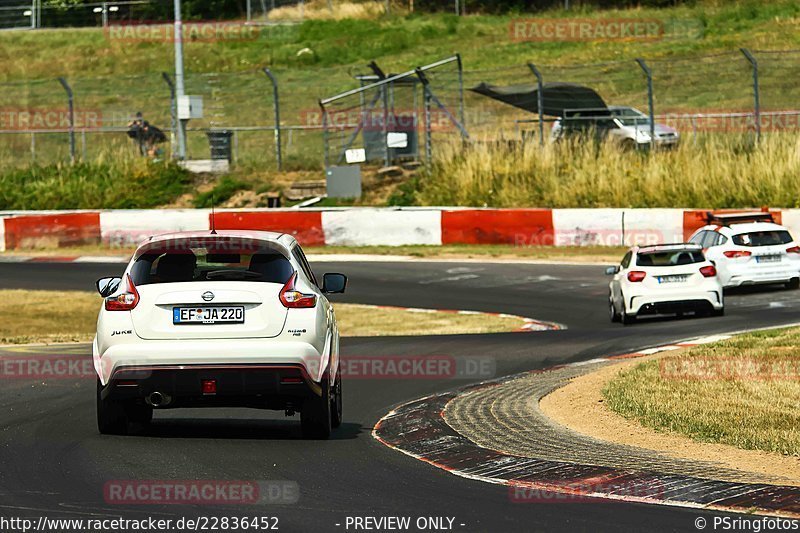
[1,258,798,532]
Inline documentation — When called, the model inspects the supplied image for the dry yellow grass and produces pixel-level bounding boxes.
[335,303,526,336]
[421,133,800,208]
[0,290,526,344]
[604,327,800,456]
[267,1,386,21]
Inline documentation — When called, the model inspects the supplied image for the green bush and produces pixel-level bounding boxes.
[0,159,191,210]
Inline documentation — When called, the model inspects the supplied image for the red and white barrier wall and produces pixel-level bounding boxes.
[0,207,797,251]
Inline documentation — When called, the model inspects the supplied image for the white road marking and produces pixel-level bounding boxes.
[419,274,480,285]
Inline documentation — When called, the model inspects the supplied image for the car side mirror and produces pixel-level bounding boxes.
[96,277,122,297]
[605,266,620,275]
[322,273,347,294]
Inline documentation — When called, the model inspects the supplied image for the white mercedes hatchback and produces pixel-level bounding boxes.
[607,243,724,325]
[93,231,347,439]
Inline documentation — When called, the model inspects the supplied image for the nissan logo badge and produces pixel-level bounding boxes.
[202,291,215,302]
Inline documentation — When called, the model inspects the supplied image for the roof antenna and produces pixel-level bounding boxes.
[210,194,218,235]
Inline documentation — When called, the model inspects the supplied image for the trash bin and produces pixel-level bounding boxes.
[206,130,234,162]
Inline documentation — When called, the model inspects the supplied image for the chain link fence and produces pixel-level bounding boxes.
[2,49,799,171]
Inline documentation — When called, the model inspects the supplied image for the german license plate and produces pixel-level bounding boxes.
[657,275,688,284]
[756,255,781,263]
[173,306,244,325]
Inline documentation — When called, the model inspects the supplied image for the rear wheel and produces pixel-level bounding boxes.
[608,297,620,323]
[621,310,637,326]
[96,379,129,435]
[330,375,343,429]
[712,307,725,317]
[301,379,332,440]
[785,278,800,290]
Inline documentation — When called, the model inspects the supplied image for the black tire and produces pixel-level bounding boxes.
[785,278,800,290]
[621,311,637,326]
[712,307,725,317]
[330,374,343,429]
[96,379,129,435]
[609,297,620,323]
[301,379,332,440]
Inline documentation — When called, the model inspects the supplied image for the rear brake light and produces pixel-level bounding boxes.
[700,265,717,277]
[723,250,752,258]
[627,271,646,282]
[279,272,317,309]
[104,274,139,311]
[787,246,800,254]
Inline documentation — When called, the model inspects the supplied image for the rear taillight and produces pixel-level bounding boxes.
[104,274,139,311]
[723,250,752,258]
[627,271,646,282]
[787,246,800,254]
[279,272,317,309]
[700,265,717,277]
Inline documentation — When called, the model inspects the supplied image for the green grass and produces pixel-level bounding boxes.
[0,156,192,210]
[604,327,800,456]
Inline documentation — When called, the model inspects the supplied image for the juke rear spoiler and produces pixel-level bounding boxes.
[637,243,702,254]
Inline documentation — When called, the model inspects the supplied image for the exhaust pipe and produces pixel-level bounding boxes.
[146,391,171,407]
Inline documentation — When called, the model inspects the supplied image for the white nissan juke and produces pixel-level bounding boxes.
[607,243,724,325]
[93,231,347,439]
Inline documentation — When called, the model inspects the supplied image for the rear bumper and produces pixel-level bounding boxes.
[94,338,329,385]
[628,290,722,316]
[721,265,800,288]
[102,363,322,409]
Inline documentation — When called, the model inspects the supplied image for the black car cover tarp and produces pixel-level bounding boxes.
[470,82,609,117]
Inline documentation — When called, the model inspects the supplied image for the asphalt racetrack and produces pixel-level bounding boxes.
[1,259,798,532]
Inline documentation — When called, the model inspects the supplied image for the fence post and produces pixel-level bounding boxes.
[320,100,329,169]
[161,72,177,158]
[263,68,283,170]
[527,62,544,146]
[635,58,655,150]
[423,85,432,163]
[456,53,466,132]
[740,48,761,143]
[57,77,76,162]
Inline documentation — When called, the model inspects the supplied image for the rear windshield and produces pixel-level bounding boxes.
[732,231,792,247]
[636,250,704,267]
[130,242,294,286]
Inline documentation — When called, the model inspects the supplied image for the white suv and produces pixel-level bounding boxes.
[93,231,346,439]
[551,105,679,148]
[688,213,800,289]
[607,243,724,325]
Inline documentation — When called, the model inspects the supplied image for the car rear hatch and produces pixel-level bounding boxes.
[730,230,794,269]
[635,246,710,289]
[127,237,295,340]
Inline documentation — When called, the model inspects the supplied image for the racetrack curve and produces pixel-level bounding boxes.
[0,259,798,532]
